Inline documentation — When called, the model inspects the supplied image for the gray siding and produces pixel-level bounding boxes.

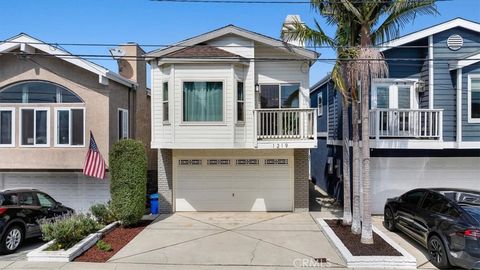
[462,63,480,141]
[327,81,343,140]
[310,85,328,133]
[433,27,480,142]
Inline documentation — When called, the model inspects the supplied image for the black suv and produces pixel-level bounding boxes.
[384,188,480,269]
[0,189,73,254]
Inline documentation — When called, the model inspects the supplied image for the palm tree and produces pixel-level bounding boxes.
[283,0,438,244]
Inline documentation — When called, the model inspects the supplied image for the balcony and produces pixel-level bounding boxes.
[369,109,443,147]
[253,108,317,149]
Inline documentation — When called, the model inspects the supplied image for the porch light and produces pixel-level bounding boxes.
[255,84,259,92]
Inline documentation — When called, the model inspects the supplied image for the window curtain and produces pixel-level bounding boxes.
[183,82,223,121]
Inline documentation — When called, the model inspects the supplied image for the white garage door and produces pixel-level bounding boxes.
[1,173,110,213]
[174,156,293,212]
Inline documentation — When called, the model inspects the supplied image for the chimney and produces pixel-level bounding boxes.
[282,15,305,47]
[112,43,146,89]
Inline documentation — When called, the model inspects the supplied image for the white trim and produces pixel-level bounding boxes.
[19,107,50,147]
[380,18,480,52]
[316,132,328,137]
[53,107,86,148]
[428,35,434,109]
[118,108,129,139]
[146,25,318,60]
[180,80,227,126]
[0,107,15,147]
[449,52,480,71]
[236,80,245,124]
[0,34,136,88]
[456,69,463,142]
[467,74,480,123]
[371,79,418,110]
[327,139,480,149]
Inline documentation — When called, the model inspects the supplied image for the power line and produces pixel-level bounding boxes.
[150,0,451,4]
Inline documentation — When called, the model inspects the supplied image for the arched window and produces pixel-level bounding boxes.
[0,81,83,103]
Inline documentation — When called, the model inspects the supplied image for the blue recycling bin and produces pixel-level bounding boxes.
[150,193,159,215]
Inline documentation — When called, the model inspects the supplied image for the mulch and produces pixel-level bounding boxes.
[74,220,151,263]
[325,219,402,256]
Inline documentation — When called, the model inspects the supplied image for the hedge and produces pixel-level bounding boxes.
[109,139,147,226]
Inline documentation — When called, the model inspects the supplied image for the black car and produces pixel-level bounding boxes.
[384,188,480,269]
[0,188,74,254]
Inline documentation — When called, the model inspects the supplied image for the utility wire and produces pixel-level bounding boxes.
[150,0,452,4]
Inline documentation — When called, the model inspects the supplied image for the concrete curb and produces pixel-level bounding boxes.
[26,221,119,262]
[317,218,417,269]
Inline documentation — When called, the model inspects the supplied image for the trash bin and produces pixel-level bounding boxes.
[150,194,159,215]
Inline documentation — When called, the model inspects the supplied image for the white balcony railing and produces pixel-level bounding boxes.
[369,109,443,140]
[254,108,316,141]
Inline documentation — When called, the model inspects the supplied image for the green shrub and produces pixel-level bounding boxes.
[39,214,101,250]
[109,139,147,227]
[90,203,116,225]
[96,240,112,252]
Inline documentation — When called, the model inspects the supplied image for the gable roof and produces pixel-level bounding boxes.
[380,18,480,52]
[145,25,319,60]
[0,33,136,87]
[449,50,480,70]
[165,45,243,58]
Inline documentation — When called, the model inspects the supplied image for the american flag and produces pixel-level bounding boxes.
[83,131,106,179]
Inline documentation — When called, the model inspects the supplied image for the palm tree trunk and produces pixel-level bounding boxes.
[351,101,361,234]
[360,26,373,244]
[342,98,352,225]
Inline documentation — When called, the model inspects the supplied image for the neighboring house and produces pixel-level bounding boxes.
[310,18,480,214]
[0,34,156,212]
[146,16,319,213]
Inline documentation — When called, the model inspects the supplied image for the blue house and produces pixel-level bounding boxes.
[310,18,480,214]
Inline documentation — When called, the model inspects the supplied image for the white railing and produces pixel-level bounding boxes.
[369,109,443,139]
[253,108,316,140]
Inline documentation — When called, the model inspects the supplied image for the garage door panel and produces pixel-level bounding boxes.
[175,154,293,212]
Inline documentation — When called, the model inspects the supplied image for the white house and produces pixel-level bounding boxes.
[146,17,319,212]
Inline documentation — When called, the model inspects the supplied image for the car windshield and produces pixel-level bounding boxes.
[0,193,18,206]
[462,206,480,223]
[439,191,480,206]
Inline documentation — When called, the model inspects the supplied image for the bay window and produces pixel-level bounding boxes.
[55,108,85,146]
[0,108,14,146]
[183,81,223,122]
[20,108,49,146]
[469,75,480,123]
[237,81,244,122]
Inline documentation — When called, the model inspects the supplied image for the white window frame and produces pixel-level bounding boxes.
[0,107,15,147]
[162,81,170,124]
[371,79,419,109]
[236,81,245,124]
[317,93,323,117]
[54,107,85,147]
[118,108,129,140]
[180,80,226,126]
[467,74,480,124]
[259,82,302,109]
[19,107,50,147]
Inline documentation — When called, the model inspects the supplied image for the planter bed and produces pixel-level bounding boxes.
[318,218,416,269]
[27,222,119,262]
[75,220,151,263]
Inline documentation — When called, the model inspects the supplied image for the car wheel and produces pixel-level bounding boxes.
[384,207,396,231]
[428,235,451,269]
[1,225,24,254]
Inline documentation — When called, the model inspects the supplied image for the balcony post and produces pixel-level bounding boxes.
[439,110,443,141]
[375,110,380,141]
[253,110,258,145]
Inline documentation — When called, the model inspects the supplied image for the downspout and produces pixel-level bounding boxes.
[456,68,462,146]
[428,35,434,109]
[128,86,132,139]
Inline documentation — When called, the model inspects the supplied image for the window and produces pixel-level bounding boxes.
[371,81,416,109]
[118,109,129,140]
[237,82,244,122]
[468,75,480,123]
[36,192,56,208]
[0,81,82,103]
[401,190,425,206]
[260,84,300,109]
[317,93,323,117]
[18,192,35,206]
[0,108,14,146]
[56,108,84,146]
[20,108,49,146]
[183,82,223,122]
[163,82,169,122]
[422,192,461,217]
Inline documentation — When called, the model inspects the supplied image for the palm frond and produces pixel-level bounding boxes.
[281,17,335,47]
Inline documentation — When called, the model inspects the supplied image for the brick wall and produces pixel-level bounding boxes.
[158,149,173,213]
[294,149,309,212]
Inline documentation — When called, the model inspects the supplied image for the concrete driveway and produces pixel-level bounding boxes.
[109,212,344,268]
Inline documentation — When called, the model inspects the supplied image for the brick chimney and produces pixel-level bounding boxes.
[282,15,305,47]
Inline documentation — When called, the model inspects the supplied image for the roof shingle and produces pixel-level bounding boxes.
[164,45,241,58]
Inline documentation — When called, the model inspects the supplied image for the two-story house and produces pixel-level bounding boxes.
[310,18,480,214]
[0,34,156,212]
[147,16,319,213]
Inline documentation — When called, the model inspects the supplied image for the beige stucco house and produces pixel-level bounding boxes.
[0,34,155,212]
